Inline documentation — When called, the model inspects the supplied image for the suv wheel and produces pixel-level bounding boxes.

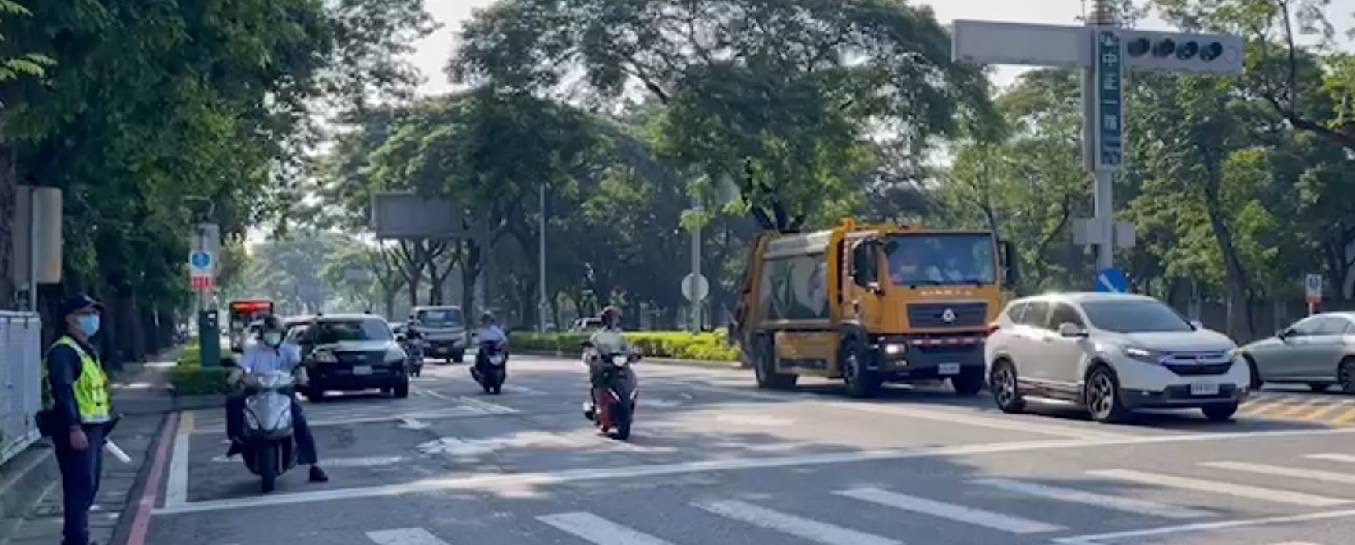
[951,368,984,396]
[990,360,1025,413]
[842,338,881,398]
[1085,366,1130,423]
[1202,403,1238,422]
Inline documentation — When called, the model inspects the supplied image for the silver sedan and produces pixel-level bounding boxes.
[1238,312,1355,393]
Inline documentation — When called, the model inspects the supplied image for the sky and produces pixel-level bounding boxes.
[411,0,1355,96]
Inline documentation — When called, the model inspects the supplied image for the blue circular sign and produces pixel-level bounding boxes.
[190,251,212,269]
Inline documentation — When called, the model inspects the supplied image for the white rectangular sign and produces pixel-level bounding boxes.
[952,20,1090,68]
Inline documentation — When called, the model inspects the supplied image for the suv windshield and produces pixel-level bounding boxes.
[885,234,996,286]
[1081,300,1194,333]
[310,319,393,344]
[417,308,464,328]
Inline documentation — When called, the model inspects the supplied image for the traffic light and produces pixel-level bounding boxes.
[1119,29,1243,75]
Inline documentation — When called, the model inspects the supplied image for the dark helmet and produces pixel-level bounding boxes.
[480,311,496,323]
[600,306,622,326]
[259,314,284,333]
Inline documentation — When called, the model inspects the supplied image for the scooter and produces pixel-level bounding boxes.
[239,370,298,493]
[582,348,640,440]
[402,336,424,377]
[471,341,507,394]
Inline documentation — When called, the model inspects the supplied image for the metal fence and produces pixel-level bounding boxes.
[0,311,42,465]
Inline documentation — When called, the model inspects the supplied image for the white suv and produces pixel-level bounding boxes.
[984,293,1248,423]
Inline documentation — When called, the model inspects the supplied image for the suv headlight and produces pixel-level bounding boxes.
[385,347,406,363]
[1123,346,1162,363]
[313,350,338,364]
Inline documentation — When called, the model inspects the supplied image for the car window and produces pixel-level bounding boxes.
[1316,316,1351,335]
[1289,316,1326,337]
[284,323,310,344]
[1081,299,1193,333]
[1046,303,1085,329]
[1019,301,1051,329]
[313,319,393,343]
[1004,302,1028,324]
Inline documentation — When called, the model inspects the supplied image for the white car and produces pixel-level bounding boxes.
[984,293,1249,423]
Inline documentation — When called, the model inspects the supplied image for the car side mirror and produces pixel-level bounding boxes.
[866,281,883,296]
[395,334,406,342]
[1057,322,1087,338]
[1189,320,1204,331]
[1278,328,1293,340]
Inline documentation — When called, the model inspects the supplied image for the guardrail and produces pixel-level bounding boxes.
[0,312,42,465]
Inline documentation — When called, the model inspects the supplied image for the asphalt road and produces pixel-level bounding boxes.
[140,355,1355,545]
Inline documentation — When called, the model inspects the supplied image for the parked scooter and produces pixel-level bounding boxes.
[582,345,640,440]
[471,341,507,394]
[238,370,298,493]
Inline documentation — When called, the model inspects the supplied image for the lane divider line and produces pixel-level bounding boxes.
[125,413,179,545]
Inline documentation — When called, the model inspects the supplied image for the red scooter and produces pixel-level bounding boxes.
[582,348,639,440]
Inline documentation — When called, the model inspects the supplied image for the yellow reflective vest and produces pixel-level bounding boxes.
[42,336,112,424]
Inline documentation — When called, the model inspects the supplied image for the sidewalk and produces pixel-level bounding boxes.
[1,346,181,545]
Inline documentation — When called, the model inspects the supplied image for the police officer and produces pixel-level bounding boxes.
[43,294,112,545]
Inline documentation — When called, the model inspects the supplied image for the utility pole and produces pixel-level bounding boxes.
[1087,0,1118,271]
[690,198,702,333]
[538,183,547,333]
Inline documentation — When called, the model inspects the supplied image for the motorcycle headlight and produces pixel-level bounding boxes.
[1123,346,1161,363]
[313,350,338,364]
[385,347,406,363]
[611,354,629,367]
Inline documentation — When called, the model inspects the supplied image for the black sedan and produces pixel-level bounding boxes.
[285,315,410,400]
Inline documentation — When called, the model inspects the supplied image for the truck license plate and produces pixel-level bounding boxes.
[1190,383,1219,396]
[353,365,373,376]
[938,362,961,376]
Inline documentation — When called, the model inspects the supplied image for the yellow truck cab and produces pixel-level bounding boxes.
[730,219,1015,397]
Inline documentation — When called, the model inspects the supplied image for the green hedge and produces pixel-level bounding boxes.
[170,341,229,396]
[512,331,741,362]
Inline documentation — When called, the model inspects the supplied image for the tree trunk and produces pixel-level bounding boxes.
[0,144,15,310]
[1204,196,1255,340]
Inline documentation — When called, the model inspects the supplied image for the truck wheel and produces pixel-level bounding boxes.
[951,368,984,396]
[753,336,797,390]
[842,339,881,398]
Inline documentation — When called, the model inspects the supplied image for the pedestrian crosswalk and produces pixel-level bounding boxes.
[190,394,517,432]
[354,452,1355,545]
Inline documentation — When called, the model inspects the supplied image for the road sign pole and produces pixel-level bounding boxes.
[690,198,703,333]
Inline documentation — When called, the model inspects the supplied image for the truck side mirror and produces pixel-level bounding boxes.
[1000,240,1019,288]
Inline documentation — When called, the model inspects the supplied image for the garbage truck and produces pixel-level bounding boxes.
[730,219,1015,397]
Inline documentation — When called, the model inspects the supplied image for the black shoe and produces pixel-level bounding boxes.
[226,440,243,458]
[309,465,329,483]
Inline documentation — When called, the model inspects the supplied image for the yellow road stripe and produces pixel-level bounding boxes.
[1331,407,1355,426]
[1240,396,1301,417]
[1273,398,1326,419]
[1299,400,1354,422]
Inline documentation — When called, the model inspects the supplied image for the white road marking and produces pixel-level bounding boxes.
[451,395,518,415]
[212,455,406,467]
[1201,461,1355,486]
[818,401,1136,440]
[398,418,429,430]
[153,426,1355,515]
[537,512,675,545]
[971,478,1214,519]
[366,527,451,545]
[836,487,1063,534]
[164,412,193,508]
[499,384,543,395]
[1052,508,1355,545]
[694,499,902,545]
[1306,453,1355,464]
[713,414,794,426]
[1087,469,1350,507]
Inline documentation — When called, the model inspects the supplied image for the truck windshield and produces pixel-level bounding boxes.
[417,308,463,328]
[885,234,996,286]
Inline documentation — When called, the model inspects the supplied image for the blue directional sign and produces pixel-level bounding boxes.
[1097,268,1130,293]
[190,251,213,271]
[1094,30,1124,171]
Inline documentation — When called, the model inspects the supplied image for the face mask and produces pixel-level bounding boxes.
[78,315,101,337]
[263,332,283,347]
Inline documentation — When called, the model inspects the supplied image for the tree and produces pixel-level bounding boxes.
[0,0,50,309]
[449,0,996,233]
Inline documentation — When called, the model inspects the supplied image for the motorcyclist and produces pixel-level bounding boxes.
[587,306,635,391]
[225,315,328,483]
[474,312,508,364]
